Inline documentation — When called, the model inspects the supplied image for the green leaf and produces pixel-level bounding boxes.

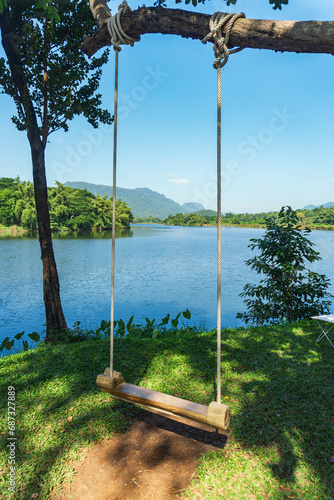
[117,319,125,336]
[0,337,14,352]
[0,0,8,14]
[182,309,191,320]
[126,316,134,332]
[152,329,159,339]
[22,340,29,351]
[171,313,181,329]
[160,313,170,326]
[14,331,25,340]
[269,0,289,9]
[28,331,41,342]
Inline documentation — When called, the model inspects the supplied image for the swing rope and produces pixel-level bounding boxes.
[202,11,245,404]
[107,1,139,377]
[106,4,244,410]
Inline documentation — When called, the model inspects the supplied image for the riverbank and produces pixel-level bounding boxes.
[1,320,333,499]
[134,221,334,231]
[0,225,28,234]
[3,221,334,235]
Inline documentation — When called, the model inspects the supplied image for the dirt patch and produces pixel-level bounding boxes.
[51,410,228,500]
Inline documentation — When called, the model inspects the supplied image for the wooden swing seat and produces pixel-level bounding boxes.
[96,369,230,430]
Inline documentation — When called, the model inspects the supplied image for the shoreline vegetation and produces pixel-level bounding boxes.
[2,221,334,235]
[2,177,334,233]
[134,211,334,231]
[0,177,133,232]
[0,319,333,498]
[0,225,27,233]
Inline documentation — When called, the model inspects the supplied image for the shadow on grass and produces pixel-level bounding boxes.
[1,320,333,498]
[215,320,334,497]
[0,339,142,498]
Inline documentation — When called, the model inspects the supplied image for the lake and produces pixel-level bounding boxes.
[1,225,334,349]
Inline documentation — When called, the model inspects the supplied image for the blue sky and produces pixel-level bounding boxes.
[1,0,333,213]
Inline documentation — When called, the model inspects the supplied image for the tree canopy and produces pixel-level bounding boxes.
[223,0,288,9]
[0,0,112,144]
[163,0,288,8]
[0,177,133,231]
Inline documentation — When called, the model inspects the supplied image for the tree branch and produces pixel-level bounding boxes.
[88,0,111,29]
[81,6,334,57]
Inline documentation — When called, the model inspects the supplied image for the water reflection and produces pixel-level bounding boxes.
[52,229,133,240]
[0,224,172,242]
[1,226,333,352]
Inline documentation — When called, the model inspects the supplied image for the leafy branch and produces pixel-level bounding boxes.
[157,0,289,9]
[0,0,7,15]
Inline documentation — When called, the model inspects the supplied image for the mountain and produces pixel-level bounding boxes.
[302,202,334,210]
[64,182,204,219]
[303,204,317,210]
[182,202,205,213]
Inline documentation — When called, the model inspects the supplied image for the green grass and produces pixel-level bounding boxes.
[0,321,334,499]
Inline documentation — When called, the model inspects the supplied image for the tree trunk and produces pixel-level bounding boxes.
[82,5,334,57]
[1,9,67,340]
[31,141,68,340]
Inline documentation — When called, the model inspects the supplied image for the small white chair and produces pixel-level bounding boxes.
[311,314,334,349]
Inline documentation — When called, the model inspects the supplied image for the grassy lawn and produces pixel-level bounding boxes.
[0,320,333,499]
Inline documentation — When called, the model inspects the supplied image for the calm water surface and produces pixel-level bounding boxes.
[1,225,334,347]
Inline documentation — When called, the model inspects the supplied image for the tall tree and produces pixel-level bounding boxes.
[0,1,112,340]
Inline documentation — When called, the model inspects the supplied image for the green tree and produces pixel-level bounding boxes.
[163,0,288,9]
[0,177,17,226]
[1,178,134,231]
[0,2,112,339]
[237,206,332,325]
[13,180,35,226]
[223,0,288,9]
[185,214,207,226]
[114,198,134,228]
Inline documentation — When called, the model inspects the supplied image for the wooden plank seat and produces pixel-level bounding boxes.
[96,368,230,430]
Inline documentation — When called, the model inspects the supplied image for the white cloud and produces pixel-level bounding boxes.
[169,178,190,185]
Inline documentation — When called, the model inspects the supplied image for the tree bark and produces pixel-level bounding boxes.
[89,0,111,28]
[82,6,334,57]
[1,8,67,341]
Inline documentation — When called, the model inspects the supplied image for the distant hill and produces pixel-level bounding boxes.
[303,204,317,210]
[182,202,205,213]
[302,202,334,210]
[64,182,205,219]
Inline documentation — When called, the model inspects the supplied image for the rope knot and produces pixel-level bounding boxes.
[107,0,140,52]
[202,12,245,69]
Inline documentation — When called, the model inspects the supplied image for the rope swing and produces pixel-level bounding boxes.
[202,11,245,405]
[96,3,245,430]
[106,1,140,378]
